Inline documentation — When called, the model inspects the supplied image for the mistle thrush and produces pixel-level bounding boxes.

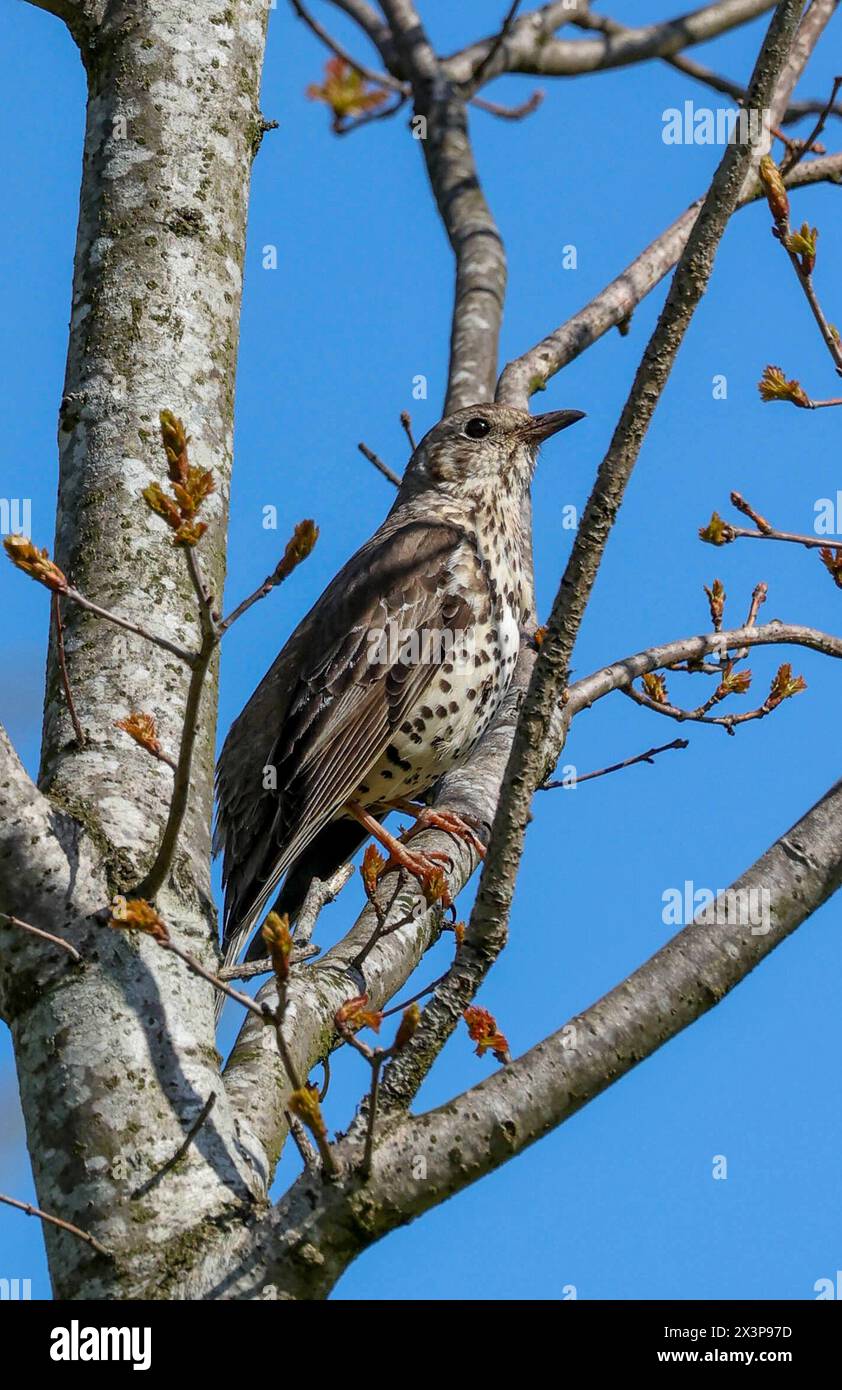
[214,402,584,971]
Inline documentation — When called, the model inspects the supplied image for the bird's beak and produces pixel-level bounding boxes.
[520,409,585,444]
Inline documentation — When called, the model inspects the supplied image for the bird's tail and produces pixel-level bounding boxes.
[214,817,373,1025]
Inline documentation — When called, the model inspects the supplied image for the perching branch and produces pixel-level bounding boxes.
[212,773,842,1301]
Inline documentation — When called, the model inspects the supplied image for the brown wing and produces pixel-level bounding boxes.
[215,520,476,966]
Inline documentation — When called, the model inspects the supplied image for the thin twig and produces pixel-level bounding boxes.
[133,627,216,902]
[318,1054,331,1102]
[0,1191,110,1258]
[667,49,842,125]
[63,584,195,665]
[51,592,85,746]
[540,738,689,789]
[399,410,416,452]
[780,249,842,374]
[361,1055,384,1178]
[379,970,447,1019]
[295,862,355,949]
[357,440,401,487]
[289,0,406,93]
[711,492,841,550]
[465,0,522,96]
[772,124,826,158]
[218,943,320,982]
[184,545,217,641]
[622,683,783,735]
[0,911,82,963]
[159,937,268,1018]
[730,521,840,545]
[285,1110,320,1171]
[780,73,842,173]
[471,90,544,120]
[130,1092,217,1198]
[337,94,408,134]
[218,568,286,634]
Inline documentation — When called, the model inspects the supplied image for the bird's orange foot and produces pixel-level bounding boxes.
[382,841,453,908]
[343,799,453,906]
[388,798,487,861]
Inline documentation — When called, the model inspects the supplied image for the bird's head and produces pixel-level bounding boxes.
[396,402,585,507]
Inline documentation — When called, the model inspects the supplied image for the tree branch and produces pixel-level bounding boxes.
[378,0,808,1111]
[0,912,82,964]
[204,772,842,1301]
[379,608,842,1109]
[0,723,101,1019]
[326,0,402,74]
[443,0,778,86]
[539,737,689,788]
[221,662,529,1187]
[497,151,842,408]
[0,1191,110,1259]
[381,0,507,410]
[572,5,842,128]
[564,621,841,713]
[290,0,407,93]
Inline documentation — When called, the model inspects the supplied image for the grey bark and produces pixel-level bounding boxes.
[3,0,840,1303]
[172,772,842,1300]
[3,0,271,1300]
[441,0,777,85]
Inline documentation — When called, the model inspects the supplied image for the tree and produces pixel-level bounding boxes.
[1,0,840,1301]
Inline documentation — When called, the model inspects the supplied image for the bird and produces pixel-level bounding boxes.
[214,401,584,975]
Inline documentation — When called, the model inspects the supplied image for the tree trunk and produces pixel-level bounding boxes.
[3,0,270,1300]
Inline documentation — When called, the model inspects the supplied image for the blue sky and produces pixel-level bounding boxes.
[1,1,841,1300]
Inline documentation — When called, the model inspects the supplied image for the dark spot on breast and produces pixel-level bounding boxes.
[386,743,412,772]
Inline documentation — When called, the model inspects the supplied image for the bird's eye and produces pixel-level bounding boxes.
[464,417,490,440]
